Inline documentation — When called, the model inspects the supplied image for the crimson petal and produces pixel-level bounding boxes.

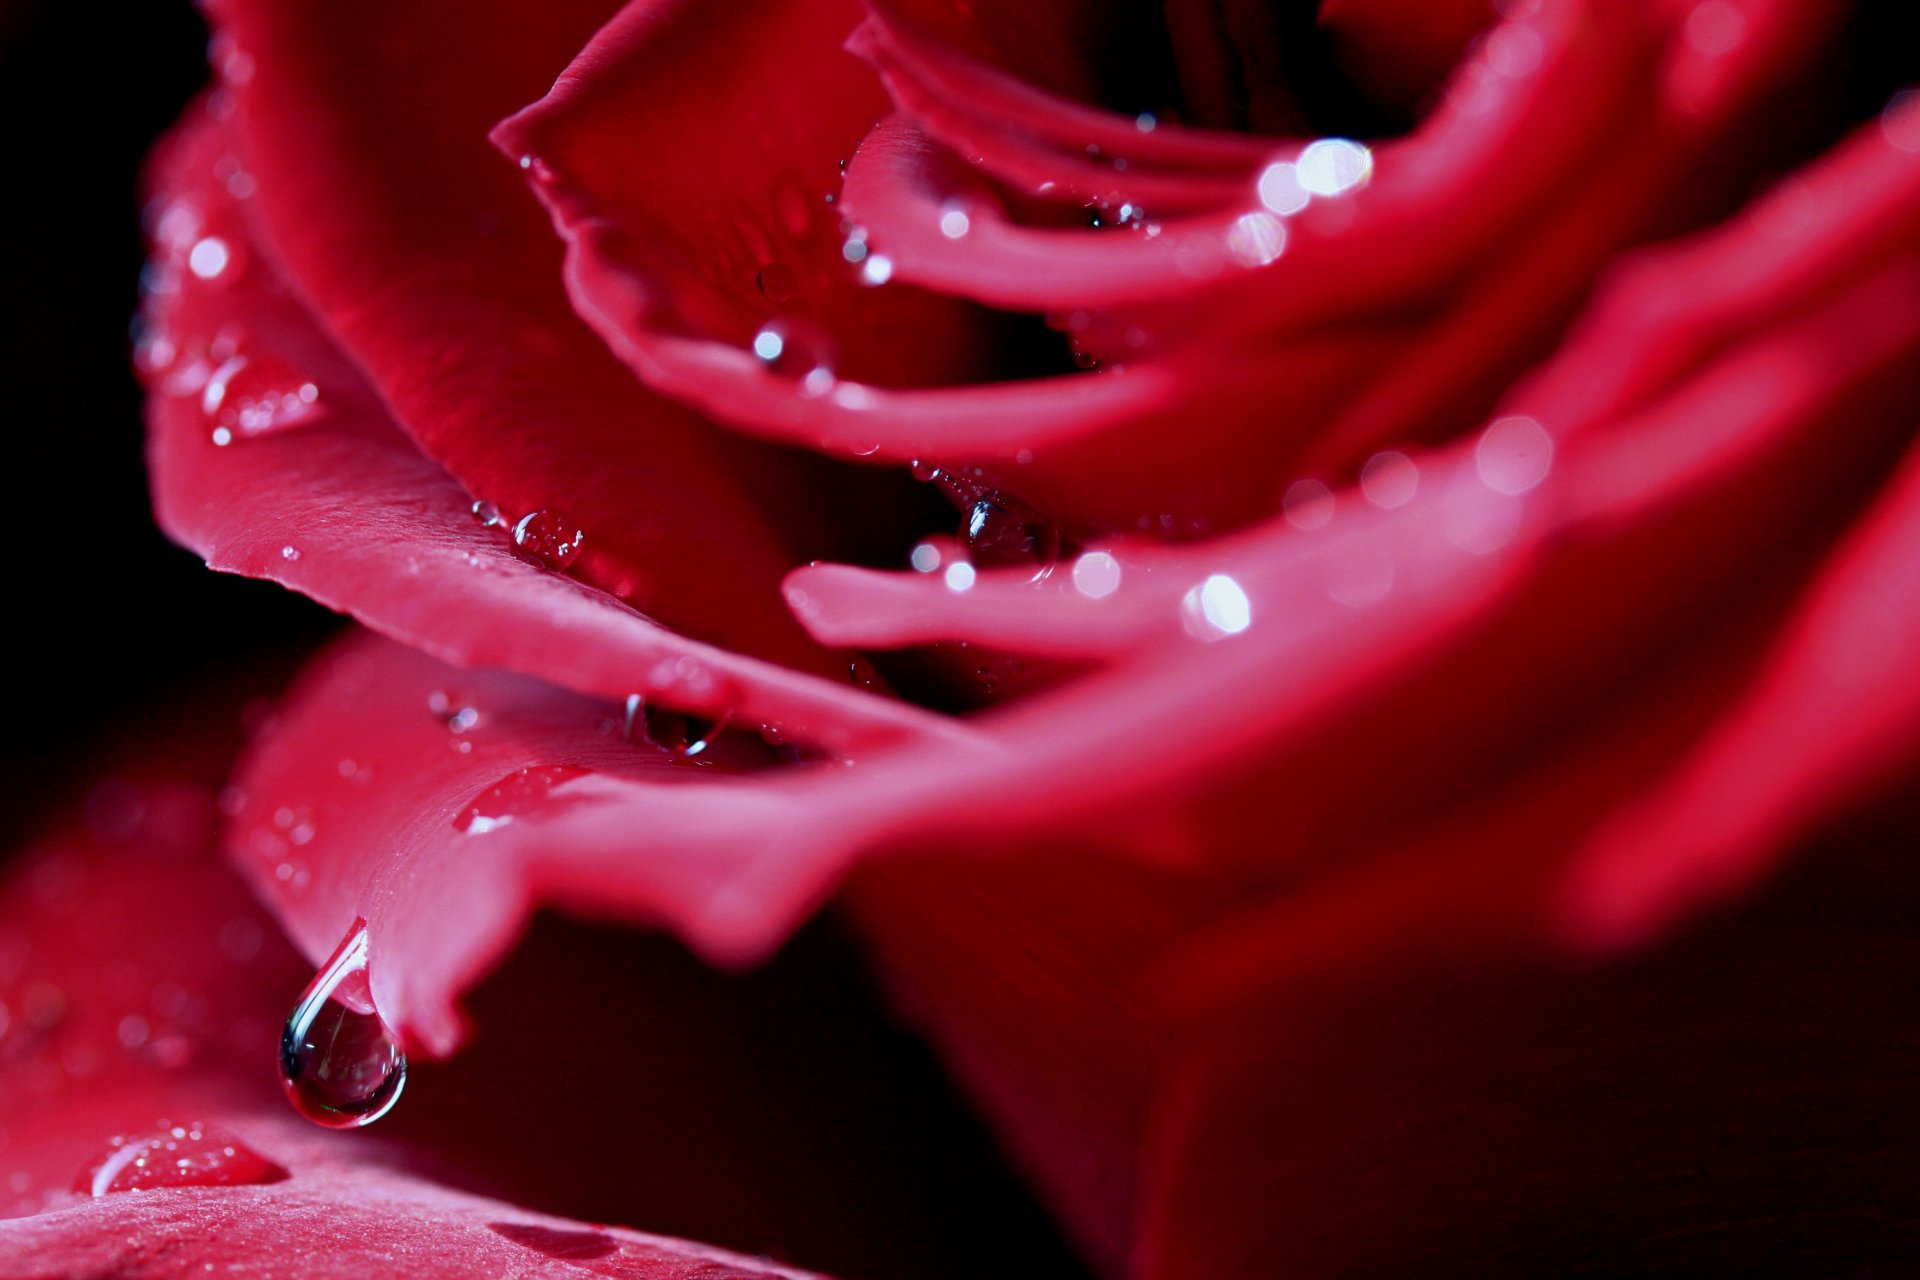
[201,0,855,667]
[141,112,977,760]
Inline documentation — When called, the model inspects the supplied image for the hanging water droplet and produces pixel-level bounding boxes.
[202,355,323,439]
[964,494,1061,574]
[751,319,835,397]
[470,500,503,528]
[512,509,585,570]
[74,1122,286,1197]
[756,263,797,302]
[279,922,405,1128]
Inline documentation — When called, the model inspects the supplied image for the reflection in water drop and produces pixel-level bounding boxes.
[202,355,322,441]
[455,764,590,834]
[279,922,405,1129]
[965,494,1061,576]
[75,1123,286,1197]
[512,510,585,570]
[640,706,731,760]
[751,320,835,396]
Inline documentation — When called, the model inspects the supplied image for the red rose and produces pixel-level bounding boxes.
[6,0,1920,1274]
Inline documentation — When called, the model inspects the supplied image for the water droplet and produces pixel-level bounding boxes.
[638,707,730,760]
[1135,112,1159,132]
[280,545,301,562]
[756,263,797,302]
[454,764,590,834]
[512,510,585,570]
[964,494,1060,574]
[751,320,835,396]
[1090,201,1144,231]
[279,922,405,1128]
[202,355,323,439]
[939,205,972,239]
[620,693,643,743]
[428,690,480,733]
[75,1123,286,1196]
[470,500,503,528]
[860,254,894,286]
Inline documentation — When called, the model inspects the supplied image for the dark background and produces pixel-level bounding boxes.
[0,6,1088,1277]
[0,1,333,824]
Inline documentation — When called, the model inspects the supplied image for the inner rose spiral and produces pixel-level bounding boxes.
[4,0,1916,1274]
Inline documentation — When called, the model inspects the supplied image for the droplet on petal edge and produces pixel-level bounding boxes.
[279,920,406,1129]
[74,1123,286,1196]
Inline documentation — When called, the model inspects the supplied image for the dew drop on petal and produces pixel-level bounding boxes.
[964,494,1061,574]
[512,510,585,570]
[639,707,731,760]
[74,1123,285,1197]
[202,355,323,439]
[751,319,835,396]
[470,500,503,528]
[279,922,405,1129]
[756,262,797,302]
[455,764,590,834]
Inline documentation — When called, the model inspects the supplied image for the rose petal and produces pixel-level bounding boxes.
[491,0,1013,394]
[141,112,983,760]
[202,0,889,666]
